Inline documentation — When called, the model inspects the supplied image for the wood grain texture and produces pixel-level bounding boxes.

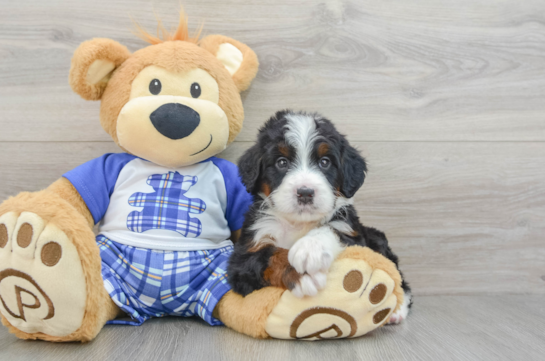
[0,0,545,141]
[0,0,544,297]
[1,141,544,295]
[1,0,544,356]
[1,295,544,361]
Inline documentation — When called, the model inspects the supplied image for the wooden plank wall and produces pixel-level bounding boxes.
[0,0,543,295]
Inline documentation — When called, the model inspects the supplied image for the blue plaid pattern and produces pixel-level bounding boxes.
[97,235,232,326]
[127,171,206,237]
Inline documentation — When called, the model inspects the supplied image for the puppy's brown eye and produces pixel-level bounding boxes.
[276,157,289,170]
[149,79,161,95]
[190,82,201,98]
[319,157,331,169]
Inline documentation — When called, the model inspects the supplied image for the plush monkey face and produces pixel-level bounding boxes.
[69,30,258,168]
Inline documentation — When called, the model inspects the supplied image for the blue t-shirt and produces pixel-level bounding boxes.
[64,153,252,251]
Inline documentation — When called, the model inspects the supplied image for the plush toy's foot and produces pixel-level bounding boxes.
[218,246,403,340]
[0,191,117,342]
[0,211,87,337]
[265,246,403,340]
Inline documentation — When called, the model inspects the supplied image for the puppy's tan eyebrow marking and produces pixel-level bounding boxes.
[261,182,272,197]
[318,142,329,157]
[278,143,290,157]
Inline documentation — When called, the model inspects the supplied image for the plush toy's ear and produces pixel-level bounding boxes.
[69,38,131,100]
[200,35,259,92]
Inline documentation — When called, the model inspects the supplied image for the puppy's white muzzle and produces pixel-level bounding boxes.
[271,168,336,222]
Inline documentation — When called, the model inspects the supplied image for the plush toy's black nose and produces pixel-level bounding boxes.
[150,103,200,140]
[297,187,315,205]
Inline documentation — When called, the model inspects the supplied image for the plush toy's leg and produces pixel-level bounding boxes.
[218,246,403,340]
[215,288,285,338]
[0,186,115,342]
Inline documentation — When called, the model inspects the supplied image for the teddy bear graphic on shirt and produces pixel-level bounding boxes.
[127,171,206,237]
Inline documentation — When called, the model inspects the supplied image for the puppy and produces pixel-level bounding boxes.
[228,110,412,324]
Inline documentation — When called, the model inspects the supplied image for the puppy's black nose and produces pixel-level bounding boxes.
[150,103,200,140]
[297,187,315,205]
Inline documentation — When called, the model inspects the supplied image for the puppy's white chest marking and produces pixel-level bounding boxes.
[250,215,318,249]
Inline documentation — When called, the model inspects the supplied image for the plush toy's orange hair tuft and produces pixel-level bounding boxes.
[133,10,202,45]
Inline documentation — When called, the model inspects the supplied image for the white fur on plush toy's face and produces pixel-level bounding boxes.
[116,65,230,168]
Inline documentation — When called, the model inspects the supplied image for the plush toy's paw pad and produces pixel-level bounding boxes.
[0,212,87,337]
[265,247,401,340]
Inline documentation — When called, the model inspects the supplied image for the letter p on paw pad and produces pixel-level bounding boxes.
[0,212,87,337]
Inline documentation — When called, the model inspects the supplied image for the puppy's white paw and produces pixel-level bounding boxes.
[288,237,333,275]
[310,271,327,290]
[387,312,404,324]
[291,272,327,298]
[387,291,411,325]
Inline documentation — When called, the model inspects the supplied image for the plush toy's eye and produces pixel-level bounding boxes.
[149,79,162,95]
[190,82,201,98]
[276,157,289,170]
[319,157,331,169]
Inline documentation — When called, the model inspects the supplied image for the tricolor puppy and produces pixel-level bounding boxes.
[228,110,412,324]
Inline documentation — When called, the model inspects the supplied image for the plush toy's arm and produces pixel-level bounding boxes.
[43,153,135,230]
[47,177,94,228]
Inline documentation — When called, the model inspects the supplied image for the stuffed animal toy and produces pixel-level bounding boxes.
[0,12,403,342]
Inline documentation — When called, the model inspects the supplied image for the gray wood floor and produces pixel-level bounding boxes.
[1,295,544,361]
[0,0,544,359]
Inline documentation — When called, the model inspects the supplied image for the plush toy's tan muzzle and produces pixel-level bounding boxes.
[116,95,229,168]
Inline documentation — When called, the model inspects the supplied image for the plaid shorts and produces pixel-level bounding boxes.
[97,235,232,326]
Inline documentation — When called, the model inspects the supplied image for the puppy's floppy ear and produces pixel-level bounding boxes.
[238,144,262,194]
[340,142,367,198]
[200,35,259,92]
[69,38,131,100]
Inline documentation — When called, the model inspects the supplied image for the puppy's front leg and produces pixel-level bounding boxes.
[289,226,345,275]
[288,226,345,296]
[229,239,304,296]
